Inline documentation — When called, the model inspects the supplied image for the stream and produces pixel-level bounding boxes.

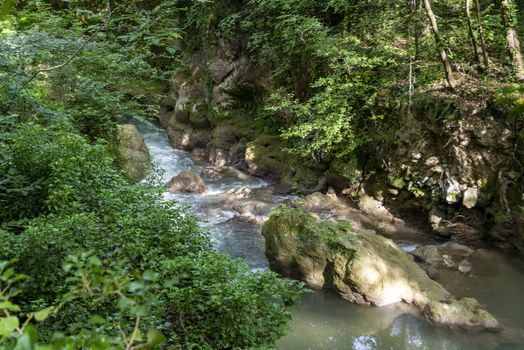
[139,124,524,350]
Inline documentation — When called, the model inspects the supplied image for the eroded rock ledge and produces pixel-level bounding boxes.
[262,206,499,331]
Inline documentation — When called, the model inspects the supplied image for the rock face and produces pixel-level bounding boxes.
[168,171,208,194]
[263,206,499,330]
[158,40,326,194]
[383,93,524,254]
[116,124,150,182]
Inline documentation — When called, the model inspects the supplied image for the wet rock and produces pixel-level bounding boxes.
[425,297,499,330]
[168,170,208,194]
[428,206,445,231]
[232,200,272,218]
[300,191,348,212]
[411,242,475,274]
[251,187,277,202]
[220,215,258,225]
[458,259,472,274]
[116,124,150,182]
[200,166,250,181]
[263,207,499,330]
[209,148,228,167]
[229,143,246,168]
[191,148,207,160]
[225,187,252,199]
[358,192,394,221]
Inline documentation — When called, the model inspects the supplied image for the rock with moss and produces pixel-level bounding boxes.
[245,135,283,179]
[262,206,499,330]
[245,134,323,192]
[116,124,150,182]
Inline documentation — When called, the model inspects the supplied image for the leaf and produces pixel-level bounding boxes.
[14,326,36,350]
[146,329,166,348]
[1,267,14,281]
[88,255,102,267]
[142,270,158,281]
[34,306,53,322]
[87,315,106,325]
[0,316,19,337]
[0,300,21,312]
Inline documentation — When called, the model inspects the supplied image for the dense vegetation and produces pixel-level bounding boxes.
[177,0,524,167]
[2,0,524,348]
[0,1,303,349]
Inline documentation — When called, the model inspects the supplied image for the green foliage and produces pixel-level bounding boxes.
[497,84,524,142]
[0,1,305,348]
[0,123,301,347]
[174,0,520,167]
[0,256,168,350]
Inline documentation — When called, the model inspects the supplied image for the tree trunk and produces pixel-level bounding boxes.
[474,0,489,69]
[501,0,524,79]
[466,0,481,65]
[423,0,457,88]
[414,0,422,61]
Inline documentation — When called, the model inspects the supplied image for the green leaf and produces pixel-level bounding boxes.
[0,301,20,312]
[1,267,14,281]
[142,270,158,281]
[34,307,53,322]
[88,255,102,267]
[146,329,166,348]
[14,326,36,350]
[0,316,19,337]
[87,315,106,325]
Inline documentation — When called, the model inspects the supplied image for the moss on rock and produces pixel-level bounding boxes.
[116,124,150,183]
[262,206,499,330]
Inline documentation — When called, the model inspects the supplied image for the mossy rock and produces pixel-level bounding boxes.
[116,124,150,183]
[212,124,240,149]
[282,159,324,194]
[245,134,323,191]
[245,134,284,178]
[262,206,499,330]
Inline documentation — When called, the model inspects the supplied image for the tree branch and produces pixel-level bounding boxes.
[23,14,112,86]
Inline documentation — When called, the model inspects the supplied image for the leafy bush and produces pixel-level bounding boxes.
[0,3,305,348]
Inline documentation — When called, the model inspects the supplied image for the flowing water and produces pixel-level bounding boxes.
[139,124,524,350]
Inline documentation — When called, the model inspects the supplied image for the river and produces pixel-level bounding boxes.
[139,123,524,350]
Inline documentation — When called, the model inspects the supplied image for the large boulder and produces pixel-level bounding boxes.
[168,171,208,194]
[262,206,499,330]
[116,124,150,182]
